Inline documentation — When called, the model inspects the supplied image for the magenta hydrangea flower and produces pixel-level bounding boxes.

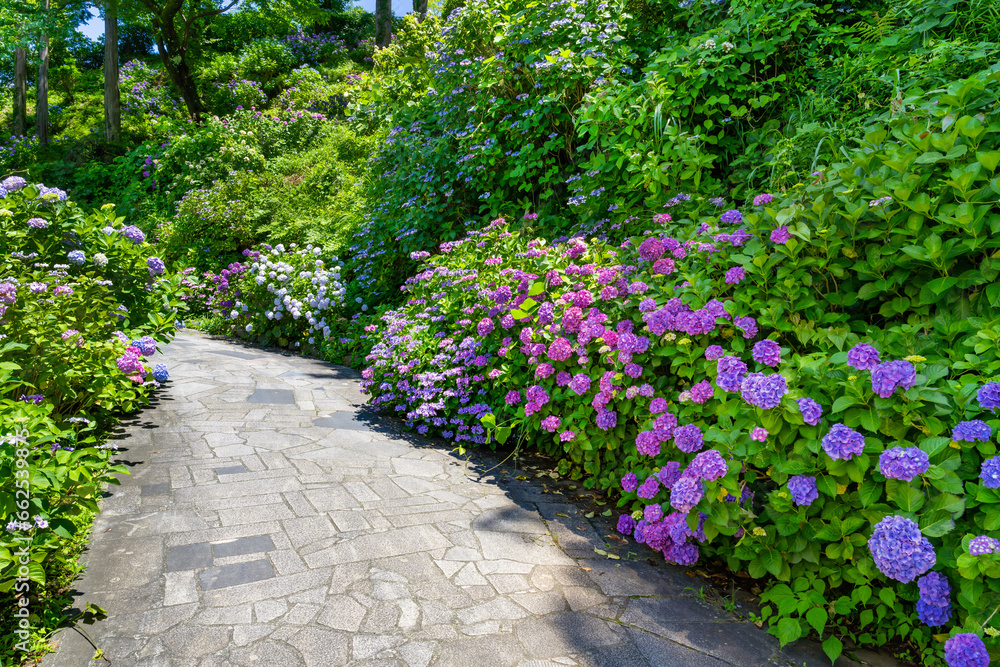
[644,504,663,523]
[944,633,989,667]
[638,237,664,261]
[569,373,591,395]
[559,430,575,442]
[750,427,768,442]
[535,363,554,379]
[716,356,748,393]
[621,473,638,493]
[770,226,790,244]
[797,398,823,425]
[822,423,866,460]
[705,345,724,361]
[916,571,951,627]
[870,360,916,398]
[477,318,495,336]
[670,475,704,513]
[879,446,929,481]
[724,266,745,284]
[868,515,935,583]
[753,193,774,206]
[541,416,561,432]
[636,431,661,457]
[505,390,521,405]
[673,424,704,453]
[752,339,781,367]
[740,372,787,409]
[787,475,818,506]
[652,258,675,275]
[650,397,668,414]
[547,337,573,361]
[637,476,660,499]
[689,380,713,404]
[734,316,757,338]
[969,535,1000,556]
[689,450,727,481]
[953,420,991,442]
[846,343,881,371]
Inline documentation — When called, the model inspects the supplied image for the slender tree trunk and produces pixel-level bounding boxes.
[104,0,121,142]
[13,48,27,137]
[36,0,52,143]
[375,0,392,47]
[151,15,206,121]
[413,0,427,22]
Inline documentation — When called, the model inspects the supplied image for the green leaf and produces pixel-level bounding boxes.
[915,151,944,164]
[806,606,828,635]
[892,484,925,512]
[831,396,856,413]
[775,618,803,646]
[760,547,783,576]
[822,635,843,663]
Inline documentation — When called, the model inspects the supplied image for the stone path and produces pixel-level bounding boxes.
[42,332,862,667]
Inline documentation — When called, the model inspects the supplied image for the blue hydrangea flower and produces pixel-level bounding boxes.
[916,571,951,627]
[944,633,989,667]
[980,456,1000,488]
[797,398,823,426]
[123,225,145,244]
[953,420,991,442]
[740,372,787,409]
[656,461,682,489]
[67,250,86,265]
[147,256,166,275]
[822,423,865,461]
[871,360,916,398]
[846,343,881,371]
[787,475,818,506]
[752,339,781,367]
[979,382,1000,411]
[969,535,1000,556]
[879,446,929,481]
[719,209,742,225]
[868,515,935,583]
[152,364,169,382]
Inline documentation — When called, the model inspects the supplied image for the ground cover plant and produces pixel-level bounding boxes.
[0,177,180,661]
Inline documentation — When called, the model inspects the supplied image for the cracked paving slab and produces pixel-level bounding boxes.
[41,332,872,667]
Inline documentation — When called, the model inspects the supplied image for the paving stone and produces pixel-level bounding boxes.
[212,534,275,559]
[515,613,623,658]
[317,595,367,631]
[165,542,213,572]
[287,627,350,666]
[313,411,372,430]
[199,559,275,590]
[142,482,171,496]
[214,464,248,475]
[248,388,296,404]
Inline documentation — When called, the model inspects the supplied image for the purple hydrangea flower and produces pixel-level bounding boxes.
[559,430,575,442]
[867,515,936,583]
[969,535,1000,556]
[673,424,704,453]
[637,476,660,499]
[716,356,748,393]
[621,473,638,493]
[569,373,591,395]
[122,225,145,244]
[752,340,781,367]
[670,475,704,513]
[650,397,668,414]
[871,360,916,398]
[750,427,768,442]
[27,217,49,229]
[822,423,866,460]
[638,237,664,261]
[656,462,682,489]
[644,504,663,523]
[147,256,165,275]
[944,633,989,667]
[980,455,1000,488]
[770,226,790,244]
[617,515,636,535]
[689,380,713,404]
[720,210,742,225]
[705,345,724,361]
[978,382,1000,411]
[953,420,991,442]
[797,398,823,425]
[879,446,929,481]
[636,430,661,457]
[724,266,745,284]
[847,343,881,371]
[753,193,773,206]
[547,337,573,361]
[916,571,951,627]
[67,250,85,265]
[787,475,818,506]
[596,409,617,430]
[689,450,727,481]
[740,372,787,409]
[505,390,521,405]
[477,318,494,336]
[541,416,561,432]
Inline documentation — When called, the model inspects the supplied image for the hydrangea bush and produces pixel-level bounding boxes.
[360,185,1000,663]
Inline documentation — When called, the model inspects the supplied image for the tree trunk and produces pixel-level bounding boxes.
[36,0,51,144]
[375,0,392,47]
[104,0,121,142]
[413,0,427,22]
[151,15,206,121]
[13,48,27,137]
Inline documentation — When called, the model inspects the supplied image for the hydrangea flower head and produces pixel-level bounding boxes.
[147,256,166,275]
[752,193,773,206]
[953,420,991,443]
[867,515,935,583]
[621,473,638,493]
[673,424,704,453]
[637,476,660,499]
[797,398,823,425]
[787,475,818,506]
[846,343,881,371]
[944,633,989,667]
[915,571,951,627]
[969,535,1000,556]
[122,225,145,244]
[871,360,916,398]
[27,217,49,229]
[879,446,929,481]
[689,449,727,481]
[617,515,636,535]
[770,226,790,244]
[67,250,85,265]
[752,340,781,367]
[750,427,768,442]
[152,364,169,382]
[980,455,1000,488]
[720,210,742,225]
[822,423,865,460]
[724,266,745,284]
[656,461,683,489]
[670,475,704,513]
[740,372,787,409]
[977,382,1000,411]
[705,345,724,361]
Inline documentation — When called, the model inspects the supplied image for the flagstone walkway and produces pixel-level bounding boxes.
[42,331,868,667]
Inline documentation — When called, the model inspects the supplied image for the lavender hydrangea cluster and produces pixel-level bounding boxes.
[878,446,929,481]
[716,356,747,393]
[688,449,727,481]
[147,256,166,275]
[870,360,916,398]
[67,250,86,265]
[968,535,1000,556]
[740,372,787,409]
[797,398,823,425]
[867,515,935,583]
[673,424,703,453]
[977,382,1000,411]
[122,225,146,244]
[943,633,989,667]
[952,420,991,442]
[752,339,781,367]
[846,343,881,371]
[916,571,951,627]
[786,475,818,506]
[821,423,865,460]
[981,456,1000,488]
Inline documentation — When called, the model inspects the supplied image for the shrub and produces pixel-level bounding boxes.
[204,78,268,116]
